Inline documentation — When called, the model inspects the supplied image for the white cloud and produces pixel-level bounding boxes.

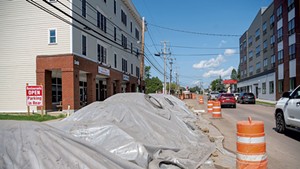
[224,49,236,56]
[203,66,234,78]
[192,54,225,69]
[218,40,227,48]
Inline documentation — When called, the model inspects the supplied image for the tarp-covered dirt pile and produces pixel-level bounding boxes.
[0,93,216,169]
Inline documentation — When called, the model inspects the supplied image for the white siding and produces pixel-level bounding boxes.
[288,8,295,21]
[289,34,296,45]
[278,64,284,80]
[0,0,71,112]
[72,0,142,77]
[289,59,296,78]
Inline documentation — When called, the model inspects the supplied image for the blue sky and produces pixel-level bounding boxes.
[132,0,272,89]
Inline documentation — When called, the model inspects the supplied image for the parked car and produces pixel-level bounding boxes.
[237,93,255,104]
[217,93,236,108]
[208,91,219,100]
[234,93,240,100]
[275,85,300,133]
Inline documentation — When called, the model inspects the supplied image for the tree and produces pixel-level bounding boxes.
[145,66,151,80]
[210,76,224,91]
[145,77,163,94]
[231,68,238,80]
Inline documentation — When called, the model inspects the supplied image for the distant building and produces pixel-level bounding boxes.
[0,0,144,112]
[238,0,299,101]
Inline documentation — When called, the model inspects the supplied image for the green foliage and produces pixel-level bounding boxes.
[0,114,65,122]
[210,76,224,91]
[231,68,238,80]
[145,66,151,79]
[145,77,163,94]
[189,86,201,93]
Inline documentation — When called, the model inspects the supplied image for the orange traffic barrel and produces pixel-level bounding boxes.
[212,101,222,118]
[207,100,213,113]
[199,95,204,104]
[236,117,267,169]
[180,94,184,100]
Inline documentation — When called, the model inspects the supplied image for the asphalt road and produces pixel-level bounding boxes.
[202,102,300,169]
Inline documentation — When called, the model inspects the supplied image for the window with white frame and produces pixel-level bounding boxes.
[248,36,253,46]
[97,44,107,63]
[256,45,261,56]
[82,0,86,17]
[270,15,274,28]
[262,22,267,35]
[255,28,260,40]
[49,29,57,44]
[289,44,296,60]
[288,18,295,35]
[114,54,117,68]
[277,5,282,19]
[263,58,268,68]
[121,9,127,26]
[278,50,284,64]
[135,28,140,40]
[277,28,283,42]
[288,0,294,11]
[271,55,275,67]
[270,35,275,46]
[122,58,128,72]
[269,81,274,94]
[82,35,86,56]
[97,11,107,33]
[262,82,266,94]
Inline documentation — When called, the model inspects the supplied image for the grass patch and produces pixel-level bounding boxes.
[256,100,276,107]
[0,114,65,122]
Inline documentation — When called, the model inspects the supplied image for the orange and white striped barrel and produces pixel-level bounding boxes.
[212,101,221,118]
[180,94,184,100]
[207,100,213,113]
[198,96,204,104]
[236,117,267,169]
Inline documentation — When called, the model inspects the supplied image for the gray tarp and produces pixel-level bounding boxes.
[53,93,215,168]
[0,93,215,169]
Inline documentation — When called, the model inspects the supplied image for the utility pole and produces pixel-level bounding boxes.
[169,58,173,94]
[163,41,167,94]
[139,17,145,93]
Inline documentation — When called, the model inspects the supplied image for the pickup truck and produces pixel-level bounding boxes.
[275,85,300,133]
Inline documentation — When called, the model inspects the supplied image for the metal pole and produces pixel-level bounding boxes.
[163,41,167,94]
[169,59,173,95]
[140,17,145,93]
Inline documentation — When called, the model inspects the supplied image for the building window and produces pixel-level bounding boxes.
[269,81,274,94]
[136,67,140,78]
[262,82,266,94]
[121,9,127,26]
[277,5,282,19]
[136,48,139,57]
[262,22,267,35]
[288,0,294,11]
[97,44,107,63]
[82,35,86,56]
[278,50,284,64]
[248,36,252,46]
[256,62,261,73]
[255,28,260,41]
[249,66,253,76]
[131,64,133,74]
[278,80,284,93]
[130,22,133,33]
[97,11,107,33]
[277,28,283,42]
[289,44,296,60]
[263,58,268,69]
[290,77,296,91]
[270,15,274,28]
[130,43,133,53]
[82,0,86,17]
[270,35,275,47]
[256,45,261,57]
[114,27,117,41]
[121,34,127,49]
[263,40,268,52]
[288,18,295,35]
[243,55,247,62]
[114,0,116,14]
[135,28,140,40]
[49,29,57,44]
[52,77,62,103]
[114,54,117,68]
[271,55,275,68]
[103,0,106,3]
[122,58,127,72]
[249,51,253,61]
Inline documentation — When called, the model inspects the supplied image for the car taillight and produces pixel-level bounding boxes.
[242,96,244,99]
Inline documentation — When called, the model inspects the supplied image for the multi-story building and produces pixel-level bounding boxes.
[0,0,144,112]
[238,0,300,101]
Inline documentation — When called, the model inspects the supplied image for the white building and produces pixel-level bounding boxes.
[0,0,144,112]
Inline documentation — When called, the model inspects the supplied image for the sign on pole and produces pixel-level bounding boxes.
[26,85,43,106]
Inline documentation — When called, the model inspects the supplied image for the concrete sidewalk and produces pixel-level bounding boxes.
[183,96,236,169]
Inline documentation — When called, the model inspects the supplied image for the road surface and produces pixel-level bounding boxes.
[202,102,300,169]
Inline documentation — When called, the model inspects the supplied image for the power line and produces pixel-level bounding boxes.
[148,23,241,37]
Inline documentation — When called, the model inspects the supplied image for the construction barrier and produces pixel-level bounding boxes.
[212,101,222,118]
[198,96,204,104]
[192,93,196,99]
[180,94,184,100]
[236,117,267,169]
[207,100,213,113]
